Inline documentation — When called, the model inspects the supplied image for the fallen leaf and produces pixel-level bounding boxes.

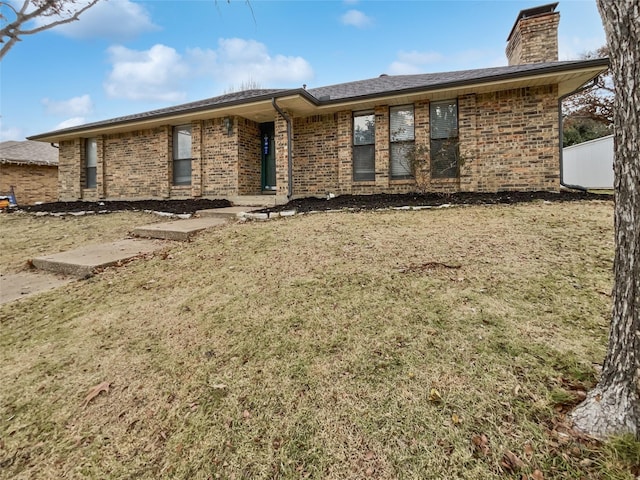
[83,381,110,408]
[532,469,544,480]
[471,434,490,457]
[428,388,442,403]
[524,442,534,457]
[501,450,525,473]
[242,409,251,419]
[451,413,462,425]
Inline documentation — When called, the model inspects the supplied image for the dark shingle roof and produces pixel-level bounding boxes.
[28,58,607,141]
[306,60,599,101]
[41,89,286,136]
[0,140,58,166]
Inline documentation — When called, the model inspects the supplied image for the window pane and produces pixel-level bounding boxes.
[390,142,414,178]
[353,113,375,145]
[173,126,192,160]
[431,139,459,178]
[353,144,375,181]
[173,158,192,185]
[430,101,458,139]
[86,166,97,188]
[390,106,414,142]
[86,138,97,167]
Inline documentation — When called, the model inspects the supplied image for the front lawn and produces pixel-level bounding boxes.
[2,199,638,479]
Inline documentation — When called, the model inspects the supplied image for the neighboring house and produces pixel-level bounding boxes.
[563,134,614,189]
[29,3,608,204]
[0,140,58,205]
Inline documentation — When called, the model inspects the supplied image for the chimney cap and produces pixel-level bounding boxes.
[507,2,559,41]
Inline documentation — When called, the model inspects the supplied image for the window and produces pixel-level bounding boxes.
[353,112,375,181]
[173,125,192,185]
[85,138,97,188]
[390,105,415,179]
[430,100,459,178]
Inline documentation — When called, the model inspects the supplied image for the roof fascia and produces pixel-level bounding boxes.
[28,59,607,143]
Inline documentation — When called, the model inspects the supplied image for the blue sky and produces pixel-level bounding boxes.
[0,0,606,141]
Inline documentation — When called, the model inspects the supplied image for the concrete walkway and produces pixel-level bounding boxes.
[0,271,75,304]
[2,205,266,304]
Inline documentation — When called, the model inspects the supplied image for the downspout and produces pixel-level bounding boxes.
[558,78,599,191]
[271,98,293,199]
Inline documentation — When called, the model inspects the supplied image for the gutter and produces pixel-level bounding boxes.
[558,77,601,191]
[272,98,293,199]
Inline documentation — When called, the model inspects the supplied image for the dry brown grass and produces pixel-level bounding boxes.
[2,200,638,479]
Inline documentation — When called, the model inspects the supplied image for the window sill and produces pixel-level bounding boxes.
[390,178,415,185]
[352,180,376,185]
[430,177,459,183]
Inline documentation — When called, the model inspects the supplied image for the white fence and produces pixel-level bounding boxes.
[563,135,614,189]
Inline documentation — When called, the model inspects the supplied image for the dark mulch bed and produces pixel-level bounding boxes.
[19,198,232,215]
[12,191,610,215]
[260,190,612,214]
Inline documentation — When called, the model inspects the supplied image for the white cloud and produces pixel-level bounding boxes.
[388,50,445,75]
[103,39,313,102]
[191,38,314,87]
[559,35,606,61]
[42,94,93,116]
[0,126,24,141]
[33,0,158,41]
[104,44,189,102]
[388,48,505,75]
[55,117,86,130]
[340,9,373,28]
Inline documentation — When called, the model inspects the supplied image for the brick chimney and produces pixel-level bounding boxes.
[506,2,560,65]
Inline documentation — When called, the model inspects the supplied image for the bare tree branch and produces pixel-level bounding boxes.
[1,0,102,60]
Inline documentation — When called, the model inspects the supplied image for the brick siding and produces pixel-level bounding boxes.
[56,86,561,200]
[292,114,338,196]
[0,163,58,205]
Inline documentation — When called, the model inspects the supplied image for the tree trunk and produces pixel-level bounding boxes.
[571,0,640,439]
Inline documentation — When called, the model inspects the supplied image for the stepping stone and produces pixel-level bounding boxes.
[31,239,163,278]
[0,271,75,304]
[197,206,261,219]
[133,217,227,241]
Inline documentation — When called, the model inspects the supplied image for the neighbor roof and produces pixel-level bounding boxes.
[28,57,608,143]
[0,140,58,166]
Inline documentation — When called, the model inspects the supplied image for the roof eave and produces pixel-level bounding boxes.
[28,89,318,143]
[28,59,608,143]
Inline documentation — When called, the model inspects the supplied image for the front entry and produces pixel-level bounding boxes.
[260,122,276,192]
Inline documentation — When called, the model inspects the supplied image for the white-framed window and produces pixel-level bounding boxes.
[353,111,375,181]
[173,125,192,186]
[430,100,459,178]
[390,105,415,179]
[85,137,97,188]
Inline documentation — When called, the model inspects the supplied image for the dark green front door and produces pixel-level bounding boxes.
[260,122,276,191]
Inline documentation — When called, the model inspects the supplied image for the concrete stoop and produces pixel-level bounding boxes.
[31,239,164,278]
[228,195,288,207]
